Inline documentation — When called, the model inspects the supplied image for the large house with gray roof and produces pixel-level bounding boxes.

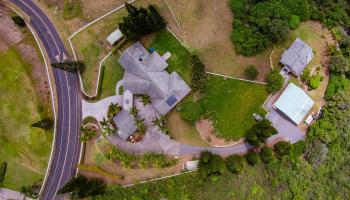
[119,42,191,115]
[280,38,313,77]
[112,42,191,140]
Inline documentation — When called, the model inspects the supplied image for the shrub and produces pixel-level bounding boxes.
[339,36,350,56]
[325,75,349,98]
[107,103,122,122]
[273,141,292,159]
[260,147,274,163]
[228,0,247,19]
[245,120,278,146]
[309,74,323,89]
[267,19,290,43]
[244,65,259,80]
[301,68,310,83]
[329,55,349,75]
[178,101,202,123]
[58,175,106,198]
[289,15,300,29]
[307,118,337,144]
[290,141,305,160]
[304,139,328,168]
[244,151,260,166]
[231,23,268,56]
[140,153,175,168]
[225,155,245,174]
[191,55,207,92]
[0,162,7,184]
[11,16,26,27]
[31,118,53,130]
[80,124,97,142]
[63,0,82,20]
[51,61,85,73]
[267,69,283,93]
[198,151,226,178]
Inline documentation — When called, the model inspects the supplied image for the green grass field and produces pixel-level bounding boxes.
[0,47,52,190]
[99,53,124,99]
[200,75,268,140]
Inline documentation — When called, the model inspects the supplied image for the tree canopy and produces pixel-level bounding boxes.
[245,119,278,146]
[119,3,166,40]
[267,69,283,93]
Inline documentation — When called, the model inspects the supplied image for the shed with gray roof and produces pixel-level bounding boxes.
[280,38,313,77]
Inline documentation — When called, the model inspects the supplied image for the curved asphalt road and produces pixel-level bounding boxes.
[9,0,82,199]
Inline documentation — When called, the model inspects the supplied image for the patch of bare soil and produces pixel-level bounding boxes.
[0,38,8,52]
[17,43,52,107]
[167,0,271,81]
[0,6,23,45]
[0,6,51,110]
[196,119,244,147]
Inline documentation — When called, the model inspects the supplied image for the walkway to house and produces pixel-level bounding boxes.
[0,188,33,200]
[82,95,123,121]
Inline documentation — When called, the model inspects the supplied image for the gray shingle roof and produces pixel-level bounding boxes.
[113,109,137,140]
[118,42,191,115]
[280,38,313,76]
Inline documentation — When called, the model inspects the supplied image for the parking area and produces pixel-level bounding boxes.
[263,75,306,145]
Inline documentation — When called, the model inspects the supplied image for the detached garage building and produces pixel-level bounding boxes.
[273,83,314,125]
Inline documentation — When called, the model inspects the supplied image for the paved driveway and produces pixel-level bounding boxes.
[263,75,306,145]
[266,110,305,144]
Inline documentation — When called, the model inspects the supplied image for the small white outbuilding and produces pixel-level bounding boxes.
[273,83,314,125]
[106,29,123,45]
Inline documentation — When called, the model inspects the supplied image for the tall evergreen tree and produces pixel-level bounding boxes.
[119,3,167,40]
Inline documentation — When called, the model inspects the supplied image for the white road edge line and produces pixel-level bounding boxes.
[0,3,58,197]
[55,71,72,196]
[42,71,66,200]
[19,0,62,55]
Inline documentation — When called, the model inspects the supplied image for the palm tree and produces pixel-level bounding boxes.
[135,119,146,134]
[130,107,138,117]
[141,95,151,105]
[99,117,109,129]
[152,117,162,127]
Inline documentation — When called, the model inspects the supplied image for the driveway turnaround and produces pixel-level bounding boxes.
[10,0,82,200]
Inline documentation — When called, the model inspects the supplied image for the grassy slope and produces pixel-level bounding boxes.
[0,47,52,190]
[200,75,268,140]
[99,53,124,99]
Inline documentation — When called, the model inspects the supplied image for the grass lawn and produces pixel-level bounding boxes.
[0,47,52,190]
[200,75,268,140]
[99,53,124,99]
